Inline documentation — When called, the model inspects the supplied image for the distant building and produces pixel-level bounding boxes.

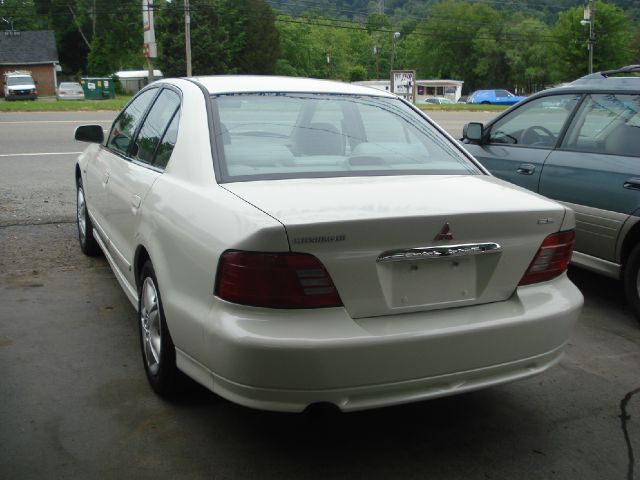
[115,70,164,94]
[353,79,464,102]
[0,30,60,96]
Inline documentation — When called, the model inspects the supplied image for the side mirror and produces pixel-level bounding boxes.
[75,125,104,144]
[463,122,483,142]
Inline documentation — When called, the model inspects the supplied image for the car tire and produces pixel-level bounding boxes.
[138,260,183,395]
[76,177,101,256]
[624,244,640,323]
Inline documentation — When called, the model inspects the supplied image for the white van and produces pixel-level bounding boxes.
[3,71,37,101]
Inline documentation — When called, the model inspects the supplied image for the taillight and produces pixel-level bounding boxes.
[519,231,575,285]
[215,251,343,308]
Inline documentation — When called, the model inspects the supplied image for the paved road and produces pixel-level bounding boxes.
[1,111,638,479]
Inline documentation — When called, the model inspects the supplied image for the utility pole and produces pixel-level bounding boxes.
[588,0,595,74]
[390,32,400,75]
[185,0,192,76]
[582,0,595,74]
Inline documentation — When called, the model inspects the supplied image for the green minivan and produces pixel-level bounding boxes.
[463,65,640,322]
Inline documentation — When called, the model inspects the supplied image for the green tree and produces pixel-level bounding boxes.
[408,0,498,91]
[156,0,228,76]
[552,0,635,81]
[0,0,47,30]
[224,0,280,74]
[275,13,372,80]
[33,0,142,75]
[156,0,279,77]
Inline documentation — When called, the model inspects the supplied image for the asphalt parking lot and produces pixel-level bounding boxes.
[1,111,638,479]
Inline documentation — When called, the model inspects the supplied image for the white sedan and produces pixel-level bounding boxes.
[74,76,583,412]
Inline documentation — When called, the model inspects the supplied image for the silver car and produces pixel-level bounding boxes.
[56,82,84,101]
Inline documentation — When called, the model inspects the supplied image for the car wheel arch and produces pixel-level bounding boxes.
[134,245,151,292]
[620,221,640,270]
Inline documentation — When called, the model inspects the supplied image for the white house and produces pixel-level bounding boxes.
[114,70,163,94]
[353,79,464,102]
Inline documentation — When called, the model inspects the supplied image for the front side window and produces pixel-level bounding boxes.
[213,93,479,182]
[561,94,640,157]
[488,94,581,147]
[132,89,181,166]
[107,88,157,155]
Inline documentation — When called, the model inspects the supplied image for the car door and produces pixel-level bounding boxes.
[494,90,511,106]
[539,93,640,263]
[465,94,582,192]
[84,88,158,250]
[84,142,111,240]
[98,88,159,272]
[105,88,182,286]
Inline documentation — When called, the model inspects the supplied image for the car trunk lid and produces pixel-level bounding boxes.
[224,175,567,318]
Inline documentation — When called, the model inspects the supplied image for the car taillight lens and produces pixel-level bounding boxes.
[519,231,575,285]
[215,251,343,308]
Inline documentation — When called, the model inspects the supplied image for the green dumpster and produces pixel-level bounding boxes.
[79,77,115,100]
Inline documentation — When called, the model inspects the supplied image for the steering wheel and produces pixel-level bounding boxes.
[521,126,555,146]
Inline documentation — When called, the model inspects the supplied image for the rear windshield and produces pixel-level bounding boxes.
[59,82,81,89]
[7,76,33,86]
[211,93,480,182]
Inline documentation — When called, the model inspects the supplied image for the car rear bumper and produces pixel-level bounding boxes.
[57,94,85,100]
[176,274,583,412]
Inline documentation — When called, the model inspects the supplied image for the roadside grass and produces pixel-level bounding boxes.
[0,96,131,112]
[0,95,509,113]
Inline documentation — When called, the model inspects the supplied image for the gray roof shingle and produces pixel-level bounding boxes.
[0,30,59,65]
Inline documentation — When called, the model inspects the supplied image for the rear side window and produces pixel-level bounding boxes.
[488,94,581,147]
[107,88,157,155]
[154,109,181,169]
[132,89,181,167]
[561,94,640,157]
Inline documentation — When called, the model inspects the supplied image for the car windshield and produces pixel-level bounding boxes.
[7,76,33,86]
[212,93,479,182]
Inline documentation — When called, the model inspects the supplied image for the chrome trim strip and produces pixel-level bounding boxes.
[570,251,621,279]
[377,243,502,263]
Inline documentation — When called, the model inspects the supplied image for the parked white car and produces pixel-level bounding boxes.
[56,81,84,100]
[74,76,583,412]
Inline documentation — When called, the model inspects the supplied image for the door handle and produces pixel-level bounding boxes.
[624,177,640,191]
[516,164,536,175]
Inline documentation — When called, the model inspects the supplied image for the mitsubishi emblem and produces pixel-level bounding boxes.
[435,222,453,241]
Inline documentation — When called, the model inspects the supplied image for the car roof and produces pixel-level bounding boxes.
[539,66,640,95]
[191,75,396,98]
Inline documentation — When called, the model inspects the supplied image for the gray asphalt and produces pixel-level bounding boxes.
[0,111,638,479]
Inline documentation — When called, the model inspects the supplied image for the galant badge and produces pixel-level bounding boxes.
[434,222,453,241]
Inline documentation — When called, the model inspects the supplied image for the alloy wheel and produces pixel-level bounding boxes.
[140,277,162,375]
